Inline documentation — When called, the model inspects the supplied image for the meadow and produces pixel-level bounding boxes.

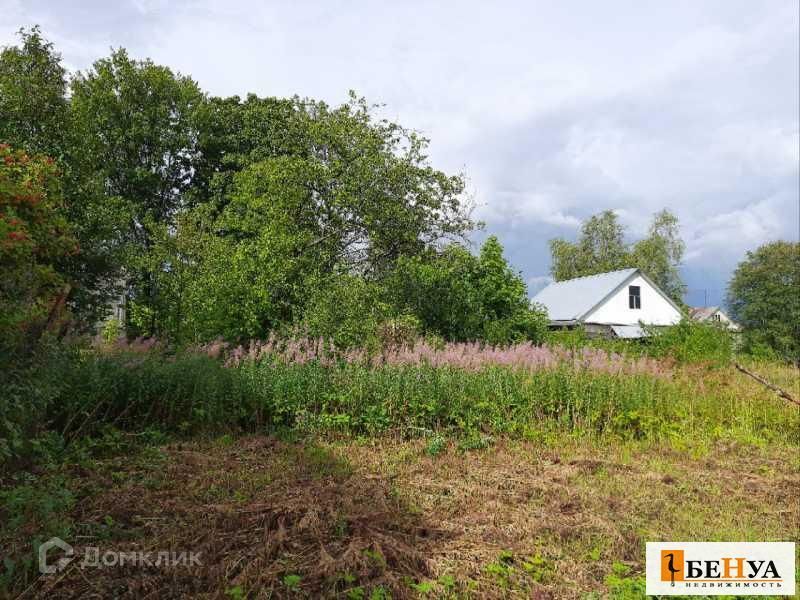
[1,334,798,598]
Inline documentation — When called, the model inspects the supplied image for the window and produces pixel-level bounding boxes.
[628,285,641,309]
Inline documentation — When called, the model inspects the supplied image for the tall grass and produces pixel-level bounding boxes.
[2,338,796,473]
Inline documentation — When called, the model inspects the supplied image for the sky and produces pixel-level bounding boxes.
[2,0,798,307]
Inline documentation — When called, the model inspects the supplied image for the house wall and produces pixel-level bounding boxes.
[710,310,739,331]
[583,273,681,326]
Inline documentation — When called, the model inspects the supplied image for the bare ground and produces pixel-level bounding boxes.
[15,434,799,599]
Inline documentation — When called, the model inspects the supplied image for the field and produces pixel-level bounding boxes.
[1,344,798,598]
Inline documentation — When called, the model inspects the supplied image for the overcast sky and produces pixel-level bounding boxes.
[2,0,798,306]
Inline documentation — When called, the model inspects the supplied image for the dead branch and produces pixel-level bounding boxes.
[734,362,800,407]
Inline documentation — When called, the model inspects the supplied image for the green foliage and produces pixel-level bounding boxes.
[146,94,474,343]
[425,434,447,457]
[283,573,302,590]
[727,241,800,362]
[0,144,75,362]
[630,210,686,304]
[224,586,245,600]
[301,276,392,350]
[550,209,686,304]
[5,338,794,473]
[69,48,204,336]
[644,319,733,366]
[0,27,69,158]
[100,318,123,343]
[0,343,252,472]
[604,561,645,598]
[389,236,548,344]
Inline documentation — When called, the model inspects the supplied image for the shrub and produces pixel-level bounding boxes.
[644,319,733,366]
[301,276,392,350]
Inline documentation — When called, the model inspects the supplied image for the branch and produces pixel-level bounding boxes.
[734,362,800,407]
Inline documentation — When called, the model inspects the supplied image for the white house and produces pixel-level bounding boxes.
[688,306,740,332]
[531,268,683,338]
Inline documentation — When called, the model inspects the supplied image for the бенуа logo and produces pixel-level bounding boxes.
[646,542,795,596]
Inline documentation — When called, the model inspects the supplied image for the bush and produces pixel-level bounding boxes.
[644,319,733,366]
[300,276,393,350]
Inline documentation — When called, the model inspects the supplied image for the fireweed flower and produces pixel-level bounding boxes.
[195,337,669,379]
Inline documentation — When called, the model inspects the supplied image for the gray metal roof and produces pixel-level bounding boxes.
[688,306,719,321]
[611,324,646,339]
[531,268,637,321]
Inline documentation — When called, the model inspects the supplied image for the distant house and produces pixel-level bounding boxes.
[531,268,683,339]
[688,306,740,332]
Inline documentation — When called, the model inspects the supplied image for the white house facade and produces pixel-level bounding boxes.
[531,268,683,338]
[688,306,740,331]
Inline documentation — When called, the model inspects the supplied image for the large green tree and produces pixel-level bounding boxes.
[147,95,474,342]
[727,241,800,362]
[549,209,686,304]
[0,28,123,327]
[70,49,204,333]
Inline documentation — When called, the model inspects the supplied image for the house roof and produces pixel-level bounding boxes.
[611,324,647,339]
[531,268,638,322]
[689,306,720,321]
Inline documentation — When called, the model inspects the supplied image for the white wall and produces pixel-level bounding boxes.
[709,310,740,331]
[584,273,681,326]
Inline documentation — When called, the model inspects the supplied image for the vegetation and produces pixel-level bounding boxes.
[1,342,797,597]
[0,143,76,364]
[550,209,686,304]
[727,240,800,363]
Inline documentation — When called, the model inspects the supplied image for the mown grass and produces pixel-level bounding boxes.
[2,432,797,598]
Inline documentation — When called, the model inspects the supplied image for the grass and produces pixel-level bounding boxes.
[1,342,798,597]
[1,432,797,598]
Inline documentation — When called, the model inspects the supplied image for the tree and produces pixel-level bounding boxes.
[188,93,472,272]
[70,49,204,334]
[630,210,686,302]
[389,236,548,344]
[549,210,627,281]
[0,144,76,361]
[148,94,475,342]
[0,29,136,329]
[727,241,800,362]
[549,209,686,304]
[0,27,69,158]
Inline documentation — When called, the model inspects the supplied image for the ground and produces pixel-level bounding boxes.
[14,432,799,599]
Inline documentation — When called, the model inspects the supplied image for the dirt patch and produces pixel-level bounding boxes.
[15,436,800,599]
[26,439,452,599]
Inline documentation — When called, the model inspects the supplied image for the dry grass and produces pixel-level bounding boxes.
[16,432,799,599]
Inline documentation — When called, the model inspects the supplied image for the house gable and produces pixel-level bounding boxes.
[582,271,682,326]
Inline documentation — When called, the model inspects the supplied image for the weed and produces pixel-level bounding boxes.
[225,585,245,600]
[425,434,447,457]
[605,561,645,598]
[283,573,302,591]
